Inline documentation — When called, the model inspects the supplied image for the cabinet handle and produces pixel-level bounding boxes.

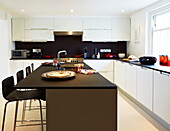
[30,28,48,30]
[160,71,170,76]
[141,67,147,70]
[31,39,47,42]
[99,71,108,73]
[129,63,134,66]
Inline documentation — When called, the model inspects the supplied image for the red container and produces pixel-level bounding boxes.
[160,55,168,66]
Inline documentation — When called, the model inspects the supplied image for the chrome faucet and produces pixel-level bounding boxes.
[57,50,67,67]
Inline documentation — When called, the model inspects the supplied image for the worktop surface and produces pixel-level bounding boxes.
[15,64,116,89]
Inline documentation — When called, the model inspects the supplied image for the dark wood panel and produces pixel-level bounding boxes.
[47,89,117,131]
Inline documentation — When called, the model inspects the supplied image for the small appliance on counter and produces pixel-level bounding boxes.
[11,49,30,58]
[32,48,42,58]
[100,49,118,59]
[139,56,157,65]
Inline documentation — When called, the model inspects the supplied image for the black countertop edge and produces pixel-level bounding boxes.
[10,58,120,60]
[15,86,117,89]
[116,59,170,74]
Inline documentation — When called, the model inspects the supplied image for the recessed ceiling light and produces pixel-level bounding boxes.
[68,31,73,35]
[21,9,25,12]
[121,9,125,12]
[70,9,74,13]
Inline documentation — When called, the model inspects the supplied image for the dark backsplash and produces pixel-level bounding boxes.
[15,35,127,58]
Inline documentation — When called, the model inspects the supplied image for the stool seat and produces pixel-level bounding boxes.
[6,89,46,101]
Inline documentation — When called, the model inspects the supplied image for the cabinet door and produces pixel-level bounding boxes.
[25,18,54,30]
[54,18,83,31]
[24,30,54,42]
[12,18,25,41]
[136,66,153,110]
[153,71,170,124]
[84,60,113,71]
[114,61,126,90]
[112,18,130,41]
[83,18,112,30]
[99,71,113,83]
[83,30,112,42]
[125,63,137,98]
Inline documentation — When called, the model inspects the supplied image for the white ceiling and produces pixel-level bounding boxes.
[0,0,160,17]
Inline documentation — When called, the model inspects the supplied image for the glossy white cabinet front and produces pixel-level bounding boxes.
[114,60,126,90]
[125,63,137,98]
[84,60,114,83]
[153,71,170,125]
[136,66,153,110]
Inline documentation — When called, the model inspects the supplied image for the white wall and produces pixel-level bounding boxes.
[0,10,15,130]
[127,0,170,58]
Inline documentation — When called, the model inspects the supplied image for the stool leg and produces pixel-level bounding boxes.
[2,101,9,131]
[13,101,19,131]
[22,100,27,124]
[38,99,44,131]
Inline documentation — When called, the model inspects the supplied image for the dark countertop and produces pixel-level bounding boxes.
[117,59,170,74]
[14,64,117,89]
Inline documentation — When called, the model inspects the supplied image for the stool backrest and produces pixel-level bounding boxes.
[2,76,15,100]
[31,63,34,72]
[26,66,31,76]
[16,70,24,83]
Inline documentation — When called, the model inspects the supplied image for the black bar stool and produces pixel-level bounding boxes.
[1,76,45,131]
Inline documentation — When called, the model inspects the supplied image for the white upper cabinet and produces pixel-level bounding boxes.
[83,18,112,30]
[83,30,112,42]
[54,18,83,31]
[112,18,130,41]
[24,30,54,42]
[12,18,25,41]
[25,18,54,30]
[12,18,54,41]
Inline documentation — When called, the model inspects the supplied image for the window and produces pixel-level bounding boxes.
[152,11,170,58]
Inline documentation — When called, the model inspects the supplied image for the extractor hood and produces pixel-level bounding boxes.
[54,31,83,36]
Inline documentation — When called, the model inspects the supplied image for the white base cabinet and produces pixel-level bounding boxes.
[136,66,153,110]
[125,63,137,98]
[114,60,126,90]
[153,71,170,124]
[84,60,114,83]
[10,60,53,82]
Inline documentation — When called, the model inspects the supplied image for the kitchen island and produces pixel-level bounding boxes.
[15,65,117,131]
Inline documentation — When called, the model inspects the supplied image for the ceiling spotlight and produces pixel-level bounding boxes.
[68,31,73,35]
[70,9,74,13]
[121,9,125,12]
[21,9,25,12]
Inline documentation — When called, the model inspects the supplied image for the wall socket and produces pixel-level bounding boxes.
[100,49,111,53]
